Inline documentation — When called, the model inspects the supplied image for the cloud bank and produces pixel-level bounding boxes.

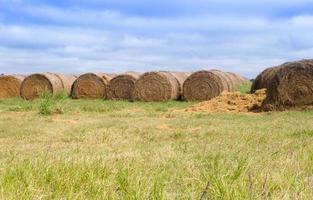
[0,0,313,77]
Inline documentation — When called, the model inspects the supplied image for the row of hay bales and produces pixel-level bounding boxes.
[0,70,247,101]
[251,59,313,110]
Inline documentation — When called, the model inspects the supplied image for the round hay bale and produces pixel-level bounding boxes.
[237,74,249,83]
[226,72,241,88]
[107,72,141,100]
[56,74,78,94]
[164,71,191,98]
[132,71,184,101]
[21,73,76,100]
[0,75,25,99]
[226,72,250,91]
[251,66,280,93]
[183,70,230,101]
[71,73,115,99]
[211,70,235,91]
[262,60,313,111]
[227,72,246,84]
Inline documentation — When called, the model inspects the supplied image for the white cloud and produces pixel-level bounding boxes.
[290,15,313,27]
[0,24,109,47]
[122,35,166,48]
[14,5,271,32]
[1,3,313,77]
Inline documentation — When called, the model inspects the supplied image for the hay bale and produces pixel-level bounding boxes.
[240,75,249,82]
[236,73,249,83]
[183,70,235,101]
[0,75,25,99]
[227,72,246,84]
[21,73,77,100]
[251,66,280,93]
[226,72,250,91]
[132,71,189,101]
[71,73,116,99]
[226,72,241,90]
[107,72,141,100]
[167,71,191,97]
[56,74,78,94]
[262,60,313,111]
[211,70,236,91]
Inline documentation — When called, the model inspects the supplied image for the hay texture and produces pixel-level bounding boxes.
[21,73,77,100]
[183,70,244,101]
[227,72,247,84]
[132,71,190,101]
[107,72,141,100]
[211,69,235,91]
[0,75,25,99]
[71,73,115,99]
[167,71,191,99]
[262,60,313,111]
[185,89,266,113]
[251,66,280,93]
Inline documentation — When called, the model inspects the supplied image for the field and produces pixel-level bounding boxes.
[0,94,313,199]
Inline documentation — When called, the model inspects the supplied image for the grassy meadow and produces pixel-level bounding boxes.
[0,92,312,199]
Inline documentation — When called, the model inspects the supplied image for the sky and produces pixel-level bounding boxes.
[0,0,313,77]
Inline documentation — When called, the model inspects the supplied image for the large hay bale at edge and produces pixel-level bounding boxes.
[183,70,233,101]
[71,73,115,99]
[20,73,77,100]
[0,75,25,99]
[262,60,313,111]
[132,71,188,101]
[107,72,141,100]
[251,66,280,93]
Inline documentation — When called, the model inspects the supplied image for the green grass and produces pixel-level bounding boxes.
[236,81,252,94]
[0,97,312,199]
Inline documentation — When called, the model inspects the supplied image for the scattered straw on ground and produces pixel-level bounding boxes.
[185,89,266,113]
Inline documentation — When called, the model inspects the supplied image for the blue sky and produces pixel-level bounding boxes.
[1,0,313,77]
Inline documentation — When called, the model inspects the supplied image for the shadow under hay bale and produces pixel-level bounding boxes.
[183,70,244,101]
[262,59,313,111]
[132,71,190,101]
[21,73,77,100]
[71,73,116,99]
[107,72,141,100]
[251,66,280,93]
[0,75,25,99]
